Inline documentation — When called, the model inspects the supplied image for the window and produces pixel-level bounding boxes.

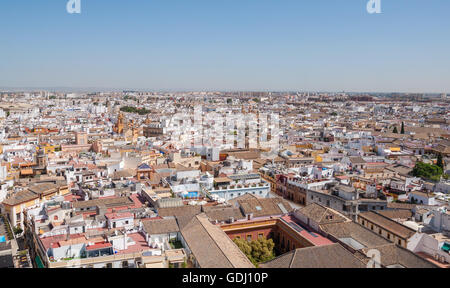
[362,220,365,226]
[122,261,129,268]
[258,233,264,239]
[105,263,112,268]
[125,221,129,224]
[379,229,382,235]
[371,225,374,231]
[235,236,241,239]
[247,235,252,242]
[398,239,401,245]
[387,234,391,240]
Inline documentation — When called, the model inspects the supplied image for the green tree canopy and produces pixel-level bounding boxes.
[120,106,150,115]
[233,237,275,266]
[411,161,443,182]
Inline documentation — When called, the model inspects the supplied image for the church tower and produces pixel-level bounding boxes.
[114,112,125,134]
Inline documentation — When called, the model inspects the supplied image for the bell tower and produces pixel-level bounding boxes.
[114,112,125,134]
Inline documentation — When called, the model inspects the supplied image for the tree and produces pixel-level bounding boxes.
[411,161,443,182]
[437,154,444,170]
[13,226,23,235]
[392,126,398,133]
[401,122,405,134]
[233,237,275,266]
[120,106,151,115]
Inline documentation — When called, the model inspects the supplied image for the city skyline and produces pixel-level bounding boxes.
[1,0,449,93]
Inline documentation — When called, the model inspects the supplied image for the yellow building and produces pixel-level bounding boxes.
[37,144,59,154]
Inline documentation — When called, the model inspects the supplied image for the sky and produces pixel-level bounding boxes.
[0,0,449,93]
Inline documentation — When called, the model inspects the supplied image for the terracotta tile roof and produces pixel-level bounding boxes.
[72,196,134,209]
[179,213,254,268]
[142,218,179,235]
[295,203,350,225]
[260,243,366,268]
[320,221,390,249]
[358,211,416,239]
[237,196,293,217]
[104,212,134,220]
[377,209,412,220]
[86,242,112,251]
[362,244,438,268]
[203,206,245,222]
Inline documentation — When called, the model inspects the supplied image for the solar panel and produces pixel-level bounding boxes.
[288,222,304,233]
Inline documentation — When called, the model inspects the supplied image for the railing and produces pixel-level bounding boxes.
[47,251,147,268]
[210,183,270,192]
